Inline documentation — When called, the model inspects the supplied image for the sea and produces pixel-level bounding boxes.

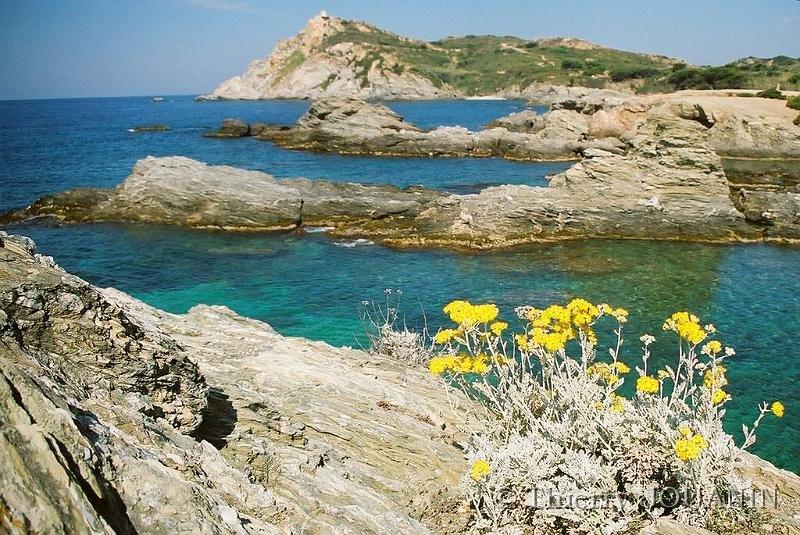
[0,95,797,472]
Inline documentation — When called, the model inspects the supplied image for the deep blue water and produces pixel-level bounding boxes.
[0,95,555,211]
[0,96,797,473]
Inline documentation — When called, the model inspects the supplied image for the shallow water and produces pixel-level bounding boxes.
[1,96,798,473]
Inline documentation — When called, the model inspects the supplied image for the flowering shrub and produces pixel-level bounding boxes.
[428,299,785,533]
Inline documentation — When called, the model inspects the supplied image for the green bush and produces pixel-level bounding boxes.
[560,59,584,70]
[756,88,785,99]
[609,67,660,82]
[667,66,748,90]
[794,114,800,126]
[787,96,800,110]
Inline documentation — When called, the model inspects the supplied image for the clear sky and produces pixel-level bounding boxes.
[1,0,798,99]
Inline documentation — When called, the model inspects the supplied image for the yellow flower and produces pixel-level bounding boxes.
[428,355,457,375]
[703,366,727,390]
[515,334,530,351]
[711,389,728,405]
[663,311,706,345]
[657,369,671,379]
[611,308,629,323]
[471,459,490,481]
[636,376,660,395]
[674,433,707,461]
[701,340,722,355]
[678,426,692,436]
[471,354,491,374]
[612,361,631,374]
[490,321,508,336]
[443,300,498,327]
[771,401,784,418]
[610,393,625,413]
[433,328,459,344]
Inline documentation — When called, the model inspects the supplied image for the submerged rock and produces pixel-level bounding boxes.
[130,124,171,132]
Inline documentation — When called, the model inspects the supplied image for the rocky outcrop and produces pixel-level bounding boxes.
[200,13,458,101]
[0,233,471,533]
[204,119,277,138]
[522,84,632,111]
[1,156,444,230]
[2,234,800,533]
[257,97,616,161]
[351,104,765,247]
[130,124,170,132]
[4,95,800,245]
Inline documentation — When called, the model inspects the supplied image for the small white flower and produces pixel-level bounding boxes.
[639,334,655,346]
[725,347,736,357]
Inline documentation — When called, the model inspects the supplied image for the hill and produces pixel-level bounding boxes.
[202,12,800,100]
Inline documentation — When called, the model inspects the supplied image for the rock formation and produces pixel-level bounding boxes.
[256,97,613,161]
[2,233,800,533]
[200,13,458,101]
[4,90,800,246]
[0,156,444,230]
[0,232,471,533]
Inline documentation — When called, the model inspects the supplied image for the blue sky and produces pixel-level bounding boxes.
[1,0,798,99]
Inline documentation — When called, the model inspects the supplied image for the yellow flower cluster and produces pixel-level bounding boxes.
[610,393,625,413]
[711,389,728,405]
[443,300,499,327]
[518,299,627,353]
[429,354,492,375]
[490,321,508,336]
[674,428,708,461]
[772,401,785,418]
[433,328,461,344]
[471,459,490,481]
[663,311,707,345]
[586,361,630,383]
[701,340,722,355]
[636,376,660,395]
[703,366,728,390]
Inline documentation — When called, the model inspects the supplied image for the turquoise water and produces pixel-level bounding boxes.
[0,96,798,473]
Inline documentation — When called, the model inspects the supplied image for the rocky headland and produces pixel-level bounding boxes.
[2,234,800,533]
[200,13,459,101]
[199,12,799,101]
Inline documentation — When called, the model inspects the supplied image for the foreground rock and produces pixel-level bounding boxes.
[2,234,799,533]
[256,97,618,161]
[0,233,470,533]
[1,156,444,230]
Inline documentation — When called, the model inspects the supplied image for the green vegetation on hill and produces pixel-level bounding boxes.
[318,19,800,95]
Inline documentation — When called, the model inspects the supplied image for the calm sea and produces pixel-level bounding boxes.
[0,95,797,472]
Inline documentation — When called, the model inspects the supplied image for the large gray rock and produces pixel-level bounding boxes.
[1,156,444,230]
[0,234,471,534]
